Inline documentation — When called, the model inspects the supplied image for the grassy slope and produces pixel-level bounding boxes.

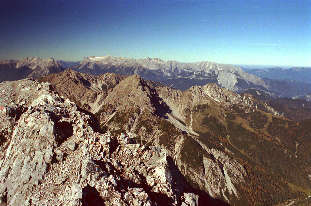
[191,102,311,205]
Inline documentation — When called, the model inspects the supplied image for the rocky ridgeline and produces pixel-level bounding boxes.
[0,79,198,206]
[75,56,266,92]
[2,56,311,98]
[156,82,279,125]
[39,69,125,113]
[15,57,62,73]
[0,57,64,82]
[189,84,254,107]
[189,83,280,116]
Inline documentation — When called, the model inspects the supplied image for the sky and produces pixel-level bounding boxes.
[0,0,310,66]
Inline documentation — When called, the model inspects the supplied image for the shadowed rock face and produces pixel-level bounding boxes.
[82,185,105,206]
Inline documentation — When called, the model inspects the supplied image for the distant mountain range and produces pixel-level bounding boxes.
[243,66,311,84]
[0,57,64,81]
[1,56,311,98]
[73,56,267,92]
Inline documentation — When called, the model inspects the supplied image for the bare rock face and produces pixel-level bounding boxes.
[156,82,279,128]
[0,79,198,206]
[217,72,238,91]
[189,84,254,107]
[202,148,246,201]
[172,136,246,204]
[15,57,64,77]
[39,69,124,113]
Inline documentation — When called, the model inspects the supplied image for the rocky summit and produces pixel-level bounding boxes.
[0,79,202,206]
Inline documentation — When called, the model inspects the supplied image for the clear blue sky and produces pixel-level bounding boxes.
[0,0,310,66]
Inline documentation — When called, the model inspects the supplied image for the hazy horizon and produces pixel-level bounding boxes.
[1,55,310,68]
[1,0,310,66]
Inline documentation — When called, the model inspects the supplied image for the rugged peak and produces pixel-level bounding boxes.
[15,57,62,73]
[60,68,89,80]
[98,73,170,117]
[0,79,200,206]
[187,83,256,108]
[0,57,65,83]
[39,70,125,113]
[19,57,55,65]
